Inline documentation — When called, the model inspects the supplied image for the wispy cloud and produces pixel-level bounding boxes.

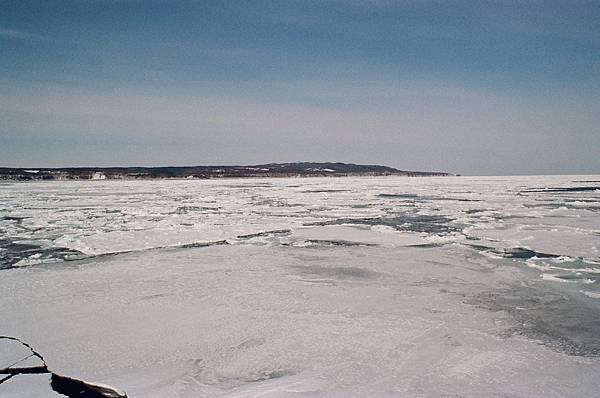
[0,27,45,40]
[2,79,598,173]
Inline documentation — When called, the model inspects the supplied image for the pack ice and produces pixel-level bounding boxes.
[1,175,600,397]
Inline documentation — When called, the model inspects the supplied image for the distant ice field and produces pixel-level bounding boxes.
[2,176,599,289]
[1,175,600,397]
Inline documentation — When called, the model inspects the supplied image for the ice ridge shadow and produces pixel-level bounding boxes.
[469,288,600,357]
[305,214,458,234]
[378,193,481,202]
[290,264,381,280]
[523,186,600,193]
[0,239,230,270]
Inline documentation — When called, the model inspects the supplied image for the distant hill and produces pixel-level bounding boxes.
[0,162,451,181]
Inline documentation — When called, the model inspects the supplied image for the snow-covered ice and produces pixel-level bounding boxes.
[1,175,600,396]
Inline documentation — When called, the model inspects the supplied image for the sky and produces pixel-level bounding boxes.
[1,1,599,175]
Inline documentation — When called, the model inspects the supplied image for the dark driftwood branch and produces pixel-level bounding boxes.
[0,335,48,369]
[0,374,15,384]
[0,366,50,375]
[0,336,127,397]
[0,335,49,386]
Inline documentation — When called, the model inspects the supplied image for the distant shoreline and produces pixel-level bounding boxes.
[0,162,452,181]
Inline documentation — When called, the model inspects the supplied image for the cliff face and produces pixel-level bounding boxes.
[0,162,451,181]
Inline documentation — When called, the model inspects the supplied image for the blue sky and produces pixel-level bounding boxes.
[1,0,599,174]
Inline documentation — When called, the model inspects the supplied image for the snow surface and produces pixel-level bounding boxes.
[1,175,600,396]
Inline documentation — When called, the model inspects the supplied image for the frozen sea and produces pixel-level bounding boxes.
[1,175,600,397]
